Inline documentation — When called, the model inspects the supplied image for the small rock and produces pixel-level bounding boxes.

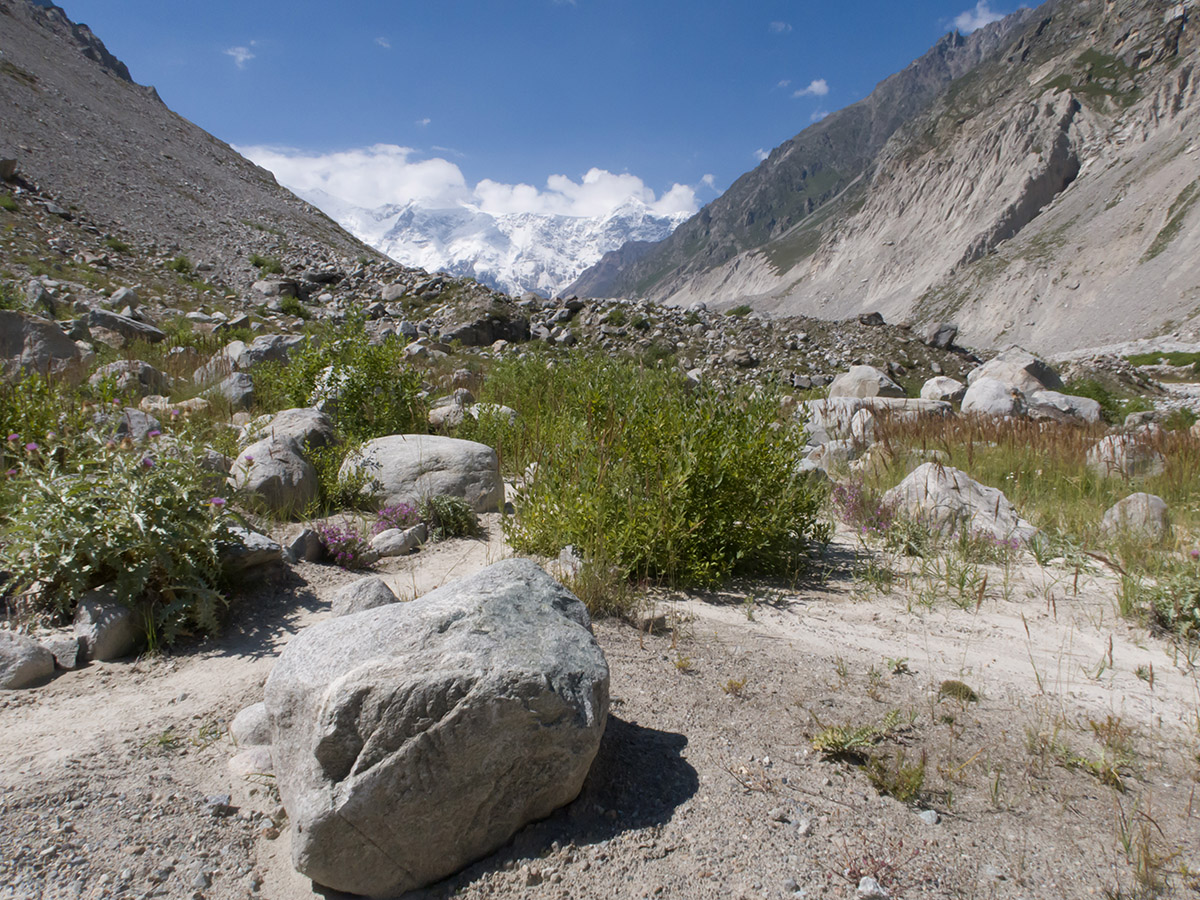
[0,631,55,689]
[857,876,890,900]
[329,576,399,618]
[917,808,940,825]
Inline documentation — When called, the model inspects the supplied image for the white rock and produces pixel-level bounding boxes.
[882,462,1038,543]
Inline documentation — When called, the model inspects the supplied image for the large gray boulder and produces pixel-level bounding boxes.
[828,365,906,399]
[230,409,335,516]
[919,376,966,404]
[88,360,170,396]
[1028,390,1102,425]
[961,377,1024,417]
[882,462,1038,543]
[966,346,1063,394]
[340,434,504,513]
[0,310,83,378]
[264,559,609,897]
[1087,434,1166,480]
[923,322,958,350]
[0,631,55,689]
[219,526,284,575]
[87,308,166,344]
[1101,493,1170,541]
[803,397,950,444]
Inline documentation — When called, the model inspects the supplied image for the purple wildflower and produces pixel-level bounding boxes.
[5,469,16,477]
[148,429,161,438]
[24,442,38,452]
[6,434,18,442]
[207,497,227,508]
[142,456,155,468]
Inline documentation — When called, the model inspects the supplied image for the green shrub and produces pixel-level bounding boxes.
[249,253,284,275]
[166,255,193,274]
[0,374,89,461]
[103,237,131,254]
[253,316,425,443]
[305,440,378,516]
[726,304,753,317]
[0,433,235,646]
[603,308,628,327]
[279,295,310,319]
[420,494,479,541]
[0,281,21,310]
[0,193,18,213]
[496,353,828,591]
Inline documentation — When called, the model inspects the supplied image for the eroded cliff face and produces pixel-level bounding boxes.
[576,0,1200,354]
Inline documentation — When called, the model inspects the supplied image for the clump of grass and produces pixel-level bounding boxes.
[603,308,628,327]
[863,413,1200,570]
[166,255,193,274]
[864,748,927,803]
[420,494,478,541]
[0,281,22,311]
[0,193,19,213]
[726,304,753,317]
[249,253,284,275]
[103,237,131,254]
[304,441,378,516]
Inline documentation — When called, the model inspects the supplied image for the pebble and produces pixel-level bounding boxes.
[917,808,940,826]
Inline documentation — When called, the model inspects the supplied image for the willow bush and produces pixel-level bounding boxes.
[470,352,828,592]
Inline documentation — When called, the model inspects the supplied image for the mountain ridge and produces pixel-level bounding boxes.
[569,0,1200,354]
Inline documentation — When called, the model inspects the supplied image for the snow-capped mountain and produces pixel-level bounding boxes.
[298,188,687,297]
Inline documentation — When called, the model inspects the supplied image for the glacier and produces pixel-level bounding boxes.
[297,188,687,297]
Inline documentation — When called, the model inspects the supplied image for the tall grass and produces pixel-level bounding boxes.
[860,414,1199,550]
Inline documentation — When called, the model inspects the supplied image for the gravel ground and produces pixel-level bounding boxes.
[2,525,1199,900]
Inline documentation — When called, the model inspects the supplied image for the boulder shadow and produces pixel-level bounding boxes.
[379,715,698,900]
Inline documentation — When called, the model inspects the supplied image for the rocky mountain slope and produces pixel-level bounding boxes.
[296,190,688,298]
[571,0,1200,355]
[0,0,378,290]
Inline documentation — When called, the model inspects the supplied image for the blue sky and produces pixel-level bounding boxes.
[57,0,1019,217]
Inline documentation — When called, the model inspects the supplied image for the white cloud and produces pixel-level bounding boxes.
[793,78,829,98]
[375,36,391,49]
[954,1,1005,33]
[810,110,830,123]
[238,144,470,208]
[476,168,697,218]
[238,144,700,219]
[700,173,716,188]
[754,148,769,162]
[415,117,431,127]
[777,79,791,89]
[225,45,255,68]
[769,21,792,34]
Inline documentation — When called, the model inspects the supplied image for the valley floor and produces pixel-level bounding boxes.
[2,520,1198,900]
